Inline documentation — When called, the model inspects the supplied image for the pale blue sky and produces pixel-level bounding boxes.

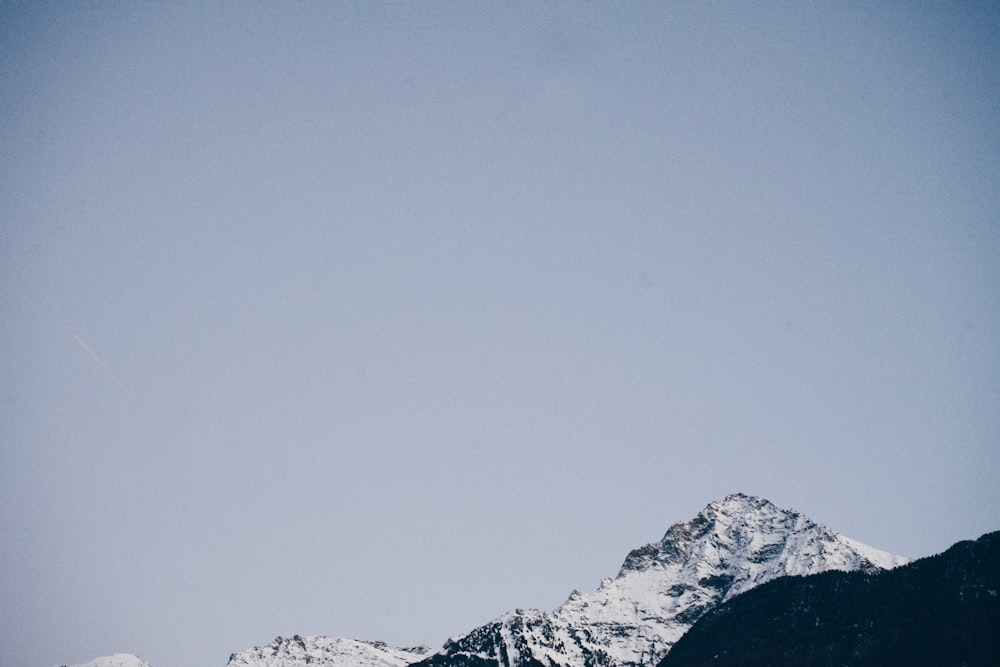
[2,3,999,667]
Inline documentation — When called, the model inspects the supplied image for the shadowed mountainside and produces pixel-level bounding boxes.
[658,531,1000,667]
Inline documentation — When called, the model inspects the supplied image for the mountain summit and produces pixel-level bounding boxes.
[224,493,905,667]
[414,493,906,667]
[60,655,152,667]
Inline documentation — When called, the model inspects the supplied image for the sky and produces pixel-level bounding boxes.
[1,2,998,667]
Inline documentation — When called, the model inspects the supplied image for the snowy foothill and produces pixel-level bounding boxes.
[61,654,151,667]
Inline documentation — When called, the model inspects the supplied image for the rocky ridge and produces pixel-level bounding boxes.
[68,494,908,667]
[417,493,905,667]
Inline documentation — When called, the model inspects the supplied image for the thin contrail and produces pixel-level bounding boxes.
[73,333,128,391]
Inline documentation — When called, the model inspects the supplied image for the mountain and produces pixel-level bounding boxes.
[658,530,1000,667]
[60,655,151,667]
[226,636,434,667]
[409,493,906,667]
[80,494,907,667]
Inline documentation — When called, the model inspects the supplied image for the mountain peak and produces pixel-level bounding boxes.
[697,492,798,529]
[227,636,433,667]
[430,494,907,667]
[620,493,799,575]
[707,492,777,513]
[224,494,907,667]
[60,656,151,667]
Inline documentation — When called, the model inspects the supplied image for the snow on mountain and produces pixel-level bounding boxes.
[48,495,912,667]
[223,493,907,667]
[422,493,908,667]
[59,655,151,667]
[227,635,433,667]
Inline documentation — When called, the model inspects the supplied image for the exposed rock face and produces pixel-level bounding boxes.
[224,494,907,667]
[418,493,906,667]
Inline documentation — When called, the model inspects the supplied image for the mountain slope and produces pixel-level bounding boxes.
[60,655,152,667]
[658,530,1000,667]
[413,493,906,667]
[227,636,433,667]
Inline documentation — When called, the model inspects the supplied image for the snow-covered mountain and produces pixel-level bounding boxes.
[60,655,151,667]
[416,493,907,667]
[83,494,906,667]
[227,635,434,667]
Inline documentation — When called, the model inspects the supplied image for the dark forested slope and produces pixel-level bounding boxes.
[659,531,1000,667]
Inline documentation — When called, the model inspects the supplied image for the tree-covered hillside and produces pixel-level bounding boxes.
[659,531,1000,667]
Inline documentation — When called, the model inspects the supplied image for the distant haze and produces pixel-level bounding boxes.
[1,4,998,667]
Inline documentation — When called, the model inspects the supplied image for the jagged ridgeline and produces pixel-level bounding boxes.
[223,493,907,667]
[74,495,1000,667]
[658,530,1000,667]
[66,496,1000,667]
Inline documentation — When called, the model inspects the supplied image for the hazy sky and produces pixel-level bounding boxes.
[2,3,999,667]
